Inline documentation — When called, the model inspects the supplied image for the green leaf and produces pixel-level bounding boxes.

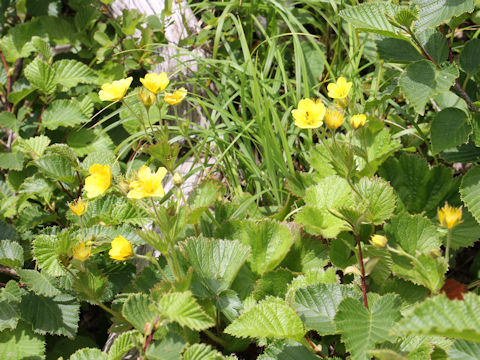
[399,61,458,115]
[280,232,329,272]
[215,219,295,275]
[393,293,480,342]
[0,151,24,171]
[35,153,76,183]
[285,268,338,306]
[33,235,67,276]
[107,330,139,360]
[0,240,23,268]
[460,166,480,225]
[335,294,402,360]
[459,39,480,76]
[145,332,186,360]
[418,30,449,64]
[296,176,354,238]
[46,144,79,167]
[31,36,52,60]
[0,111,18,131]
[252,269,295,301]
[179,237,250,295]
[450,208,480,249]
[182,343,224,360]
[449,340,480,359]
[72,271,108,304]
[17,135,51,159]
[187,179,225,224]
[357,176,396,225]
[156,291,215,331]
[376,37,423,63]
[296,284,360,335]
[0,295,20,331]
[79,195,145,227]
[53,59,97,88]
[0,321,45,360]
[413,0,475,32]
[258,339,319,360]
[24,58,57,94]
[431,108,471,154]
[17,269,61,297]
[339,2,406,40]
[70,348,108,360]
[225,297,305,341]
[122,294,157,333]
[20,292,79,338]
[42,99,89,130]
[0,22,38,62]
[330,233,357,270]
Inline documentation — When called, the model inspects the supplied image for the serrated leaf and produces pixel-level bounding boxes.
[20,292,79,338]
[296,284,360,335]
[18,269,61,297]
[79,195,145,227]
[156,292,215,331]
[42,99,89,130]
[0,151,24,170]
[252,269,295,301]
[0,22,38,62]
[0,321,45,360]
[187,179,225,224]
[33,235,67,276]
[145,332,186,360]
[182,343,224,360]
[122,294,157,333]
[70,348,107,360]
[285,268,338,306]
[53,59,97,88]
[450,208,480,249]
[24,58,57,94]
[0,111,18,131]
[357,176,396,224]
[459,39,480,76]
[449,339,480,359]
[179,237,250,296]
[0,297,19,331]
[335,294,402,360]
[68,128,114,158]
[31,36,52,60]
[107,330,139,360]
[35,153,76,183]
[431,108,471,154]
[0,240,23,268]
[393,293,480,341]
[399,61,458,115]
[258,339,319,360]
[280,232,329,272]
[46,144,79,167]
[215,219,295,275]
[413,0,474,32]
[225,297,305,341]
[72,271,108,304]
[18,135,51,158]
[460,166,480,225]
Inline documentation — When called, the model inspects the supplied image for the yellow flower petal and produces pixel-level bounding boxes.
[73,242,91,261]
[109,236,133,261]
[99,77,133,101]
[68,198,88,216]
[164,87,187,106]
[350,114,367,129]
[327,77,352,99]
[140,72,169,94]
[438,203,463,229]
[292,98,326,129]
[127,165,167,199]
[324,107,345,130]
[84,164,111,198]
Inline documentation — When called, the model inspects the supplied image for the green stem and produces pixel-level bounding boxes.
[445,230,452,262]
[175,106,206,172]
[204,329,228,348]
[410,115,438,165]
[95,300,125,322]
[135,254,169,280]
[122,99,153,144]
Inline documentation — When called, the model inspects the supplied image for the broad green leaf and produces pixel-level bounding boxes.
[215,219,295,275]
[0,321,45,360]
[70,348,107,360]
[369,344,433,360]
[459,39,480,76]
[431,108,471,154]
[17,135,51,158]
[42,99,89,130]
[418,30,449,64]
[376,37,423,63]
[393,293,480,341]
[0,22,38,62]
[252,269,295,301]
[107,330,139,360]
[179,237,250,295]
[0,297,19,331]
[31,36,52,60]
[68,128,114,158]
[155,292,215,331]
[182,343,224,360]
[460,166,480,225]
[216,290,242,322]
[17,269,61,297]
[33,235,67,276]
[330,233,357,270]
[339,2,405,40]
[24,58,57,94]
[145,332,186,360]
[0,240,23,268]
[285,268,338,306]
[8,87,35,105]
[296,284,359,335]
[280,232,329,272]
[413,0,475,32]
[335,294,402,360]
[46,144,79,167]
[399,61,458,115]
[122,294,157,333]
[450,208,480,249]
[225,297,305,341]
[75,6,101,32]
[187,179,225,224]
[296,176,354,238]
[53,59,97,88]
[258,339,319,360]
[0,111,18,131]
[0,151,24,171]
[20,292,79,338]
[72,271,108,304]
[1,280,22,303]
[449,339,480,359]
[357,176,396,225]
[35,153,76,183]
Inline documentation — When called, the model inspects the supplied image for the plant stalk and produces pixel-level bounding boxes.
[355,234,369,309]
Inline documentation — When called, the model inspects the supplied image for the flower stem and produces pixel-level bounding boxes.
[122,99,153,144]
[445,229,452,262]
[355,234,369,309]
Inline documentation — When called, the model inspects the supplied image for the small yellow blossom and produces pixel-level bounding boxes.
[68,198,88,216]
[109,236,133,261]
[370,234,387,249]
[292,98,326,129]
[140,72,169,94]
[324,107,345,130]
[73,242,91,261]
[127,165,167,199]
[98,77,133,101]
[138,88,155,107]
[438,203,463,229]
[327,77,352,99]
[350,114,367,129]
[164,87,188,106]
[84,164,111,198]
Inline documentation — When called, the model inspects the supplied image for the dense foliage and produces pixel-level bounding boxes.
[1,0,480,359]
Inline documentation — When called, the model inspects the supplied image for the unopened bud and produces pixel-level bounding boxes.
[370,234,387,249]
[144,322,152,333]
[172,172,184,186]
[138,88,155,108]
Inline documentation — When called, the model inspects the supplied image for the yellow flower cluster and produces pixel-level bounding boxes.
[68,198,88,216]
[98,73,187,107]
[438,203,463,230]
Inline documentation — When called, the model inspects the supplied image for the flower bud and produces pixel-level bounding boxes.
[370,234,387,249]
[172,172,184,186]
[324,107,344,130]
[350,114,367,129]
[138,88,155,108]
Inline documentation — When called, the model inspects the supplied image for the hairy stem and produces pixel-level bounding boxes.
[355,234,369,309]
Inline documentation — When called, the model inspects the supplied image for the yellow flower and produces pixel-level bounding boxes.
[324,107,345,130]
[327,77,352,99]
[84,164,111,198]
[350,114,367,129]
[73,242,91,261]
[164,87,188,106]
[127,165,167,199]
[109,236,133,261]
[98,77,133,101]
[292,98,326,129]
[438,203,463,229]
[68,198,88,216]
[140,72,169,94]
[370,234,387,249]
[138,88,155,107]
